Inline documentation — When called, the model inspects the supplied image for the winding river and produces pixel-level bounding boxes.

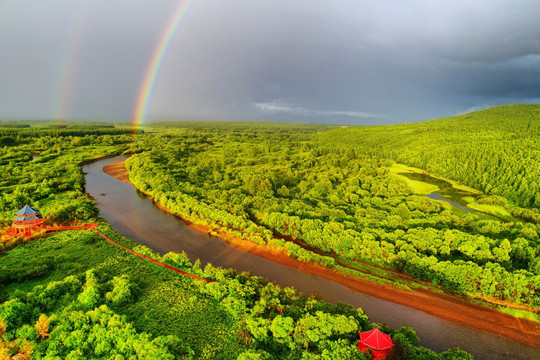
[84,157,539,360]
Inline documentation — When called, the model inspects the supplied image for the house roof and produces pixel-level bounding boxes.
[14,215,42,221]
[15,205,39,216]
[359,327,393,351]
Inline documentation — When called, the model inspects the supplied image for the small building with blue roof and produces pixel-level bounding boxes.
[12,204,45,236]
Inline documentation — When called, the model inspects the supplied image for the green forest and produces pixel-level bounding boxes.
[0,125,135,229]
[126,107,540,311]
[3,105,540,357]
[321,104,540,210]
[1,226,469,359]
[0,124,471,359]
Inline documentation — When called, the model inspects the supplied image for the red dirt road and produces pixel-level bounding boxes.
[93,229,214,283]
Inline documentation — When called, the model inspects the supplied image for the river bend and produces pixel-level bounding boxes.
[83,157,539,360]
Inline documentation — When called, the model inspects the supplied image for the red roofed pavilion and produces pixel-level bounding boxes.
[358,326,393,360]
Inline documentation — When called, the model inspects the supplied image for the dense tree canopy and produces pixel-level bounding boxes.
[0,122,473,359]
[125,120,540,308]
[320,104,540,209]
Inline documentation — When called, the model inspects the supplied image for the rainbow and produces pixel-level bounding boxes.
[54,1,93,123]
[54,29,84,122]
[132,0,194,127]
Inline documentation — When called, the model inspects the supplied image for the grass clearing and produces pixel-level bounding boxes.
[466,202,513,218]
[388,163,439,194]
[388,163,481,195]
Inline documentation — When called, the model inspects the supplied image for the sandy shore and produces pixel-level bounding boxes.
[102,159,540,347]
[103,160,130,183]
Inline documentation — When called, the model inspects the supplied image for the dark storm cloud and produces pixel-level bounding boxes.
[1,0,539,123]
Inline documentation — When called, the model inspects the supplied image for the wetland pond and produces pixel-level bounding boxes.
[398,171,520,223]
[398,171,476,211]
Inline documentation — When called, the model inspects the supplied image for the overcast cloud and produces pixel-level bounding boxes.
[0,0,539,124]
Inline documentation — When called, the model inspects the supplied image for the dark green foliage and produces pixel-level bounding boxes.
[147,121,334,132]
[0,123,135,146]
[0,123,31,128]
[125,123,540,308]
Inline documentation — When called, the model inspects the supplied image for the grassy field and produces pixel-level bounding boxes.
[388,163,439,194]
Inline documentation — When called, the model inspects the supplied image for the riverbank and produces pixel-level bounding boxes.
[103,159,131,183]
[102,159,540,347]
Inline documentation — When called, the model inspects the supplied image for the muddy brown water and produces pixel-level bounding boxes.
[83,157,539,360]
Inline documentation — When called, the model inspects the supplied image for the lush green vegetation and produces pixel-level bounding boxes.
[1,228,470,359]
[0,124,142,229]
[126,119,540,311]
[321,104,540,210]
[0,229,239,359]
[0,124,471,359]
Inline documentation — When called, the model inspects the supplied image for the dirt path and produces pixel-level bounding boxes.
[93,229,214,283]
[102,159,540,347]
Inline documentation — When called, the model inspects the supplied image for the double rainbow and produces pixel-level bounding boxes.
[132,0,194,127]
[54,1,94,122]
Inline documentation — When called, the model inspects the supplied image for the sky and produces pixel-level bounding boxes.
[0,0,539,125]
